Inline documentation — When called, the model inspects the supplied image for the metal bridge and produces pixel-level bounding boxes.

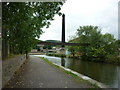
[38,41,90,46]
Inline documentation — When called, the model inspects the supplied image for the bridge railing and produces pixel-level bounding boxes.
[38,42,90,46]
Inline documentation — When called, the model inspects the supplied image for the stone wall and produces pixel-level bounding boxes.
[2,55,26,88]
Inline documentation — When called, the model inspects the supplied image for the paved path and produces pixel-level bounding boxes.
[0,60,2,89]
[5,55,93,88]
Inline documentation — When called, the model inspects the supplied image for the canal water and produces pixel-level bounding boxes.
[34,55,120,88]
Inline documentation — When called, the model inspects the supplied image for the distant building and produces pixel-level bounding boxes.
[31,49,37,53]
[36,44,45,52]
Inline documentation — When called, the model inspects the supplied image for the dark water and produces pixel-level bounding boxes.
[34,55,120,88]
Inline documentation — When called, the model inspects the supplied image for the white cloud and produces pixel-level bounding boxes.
[40,0,119,41]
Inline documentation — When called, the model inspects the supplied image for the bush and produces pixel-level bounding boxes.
[46,53,66,57]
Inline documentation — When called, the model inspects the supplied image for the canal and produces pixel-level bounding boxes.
[34,55,120,88]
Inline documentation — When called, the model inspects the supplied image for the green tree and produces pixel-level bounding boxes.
[101,33,117,55]
[2,2,63,58]
[68,25,117,62]
[67,36,80,57]
[76,25,104,59]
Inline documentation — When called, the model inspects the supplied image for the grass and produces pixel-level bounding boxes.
[39,57,100,88]
[39,57,80,77]
[64,70,77,77]
[39,57,60,69]
[46,53,66,57]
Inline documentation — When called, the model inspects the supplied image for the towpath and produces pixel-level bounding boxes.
[5,55,94,88]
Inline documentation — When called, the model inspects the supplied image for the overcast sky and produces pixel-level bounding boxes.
[40,0,119,41]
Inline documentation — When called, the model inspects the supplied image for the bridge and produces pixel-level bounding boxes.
[38,41,90,46]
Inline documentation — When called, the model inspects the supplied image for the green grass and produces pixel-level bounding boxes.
[39,57,100,88]
[64,70,77,77]
[46,53,66,57]
[39,57,60,69]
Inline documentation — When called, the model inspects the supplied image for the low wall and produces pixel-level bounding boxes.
[2,55,26,88]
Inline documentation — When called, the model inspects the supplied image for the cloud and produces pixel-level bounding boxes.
[40,0,119,41]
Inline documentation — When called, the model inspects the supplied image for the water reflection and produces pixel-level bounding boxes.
[61,58,65,67]
[65,58,118,87]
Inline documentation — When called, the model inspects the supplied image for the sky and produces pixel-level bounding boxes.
[40,0,119,41]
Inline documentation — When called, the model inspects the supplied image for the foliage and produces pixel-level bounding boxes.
[46,53,66,57]
[67,36,80,57]
[68,25,118,62]
[2,2,63,55]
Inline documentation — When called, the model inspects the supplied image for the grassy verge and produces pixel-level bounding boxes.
[46,53,66,57]
[39,57,100,88]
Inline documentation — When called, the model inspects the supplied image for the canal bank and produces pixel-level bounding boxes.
[46,53,120,65]
[39,57,109,88]
[4,55,97,88]
[34,55,120,88]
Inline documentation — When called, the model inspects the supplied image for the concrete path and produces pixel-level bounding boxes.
[5,55,93,88]
[0,60,2,89]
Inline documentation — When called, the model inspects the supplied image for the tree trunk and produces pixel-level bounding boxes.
[2,28,8,60]
[26,51,29,59]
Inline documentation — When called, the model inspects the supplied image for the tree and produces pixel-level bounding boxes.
[76,25,104,59]
[68,25,117,61]
[68,36,80,57]
[2,2,63,58]
[101,33,117,55]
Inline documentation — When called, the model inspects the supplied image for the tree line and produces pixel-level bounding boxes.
[2,2,63,60]
[68,25,119,64]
